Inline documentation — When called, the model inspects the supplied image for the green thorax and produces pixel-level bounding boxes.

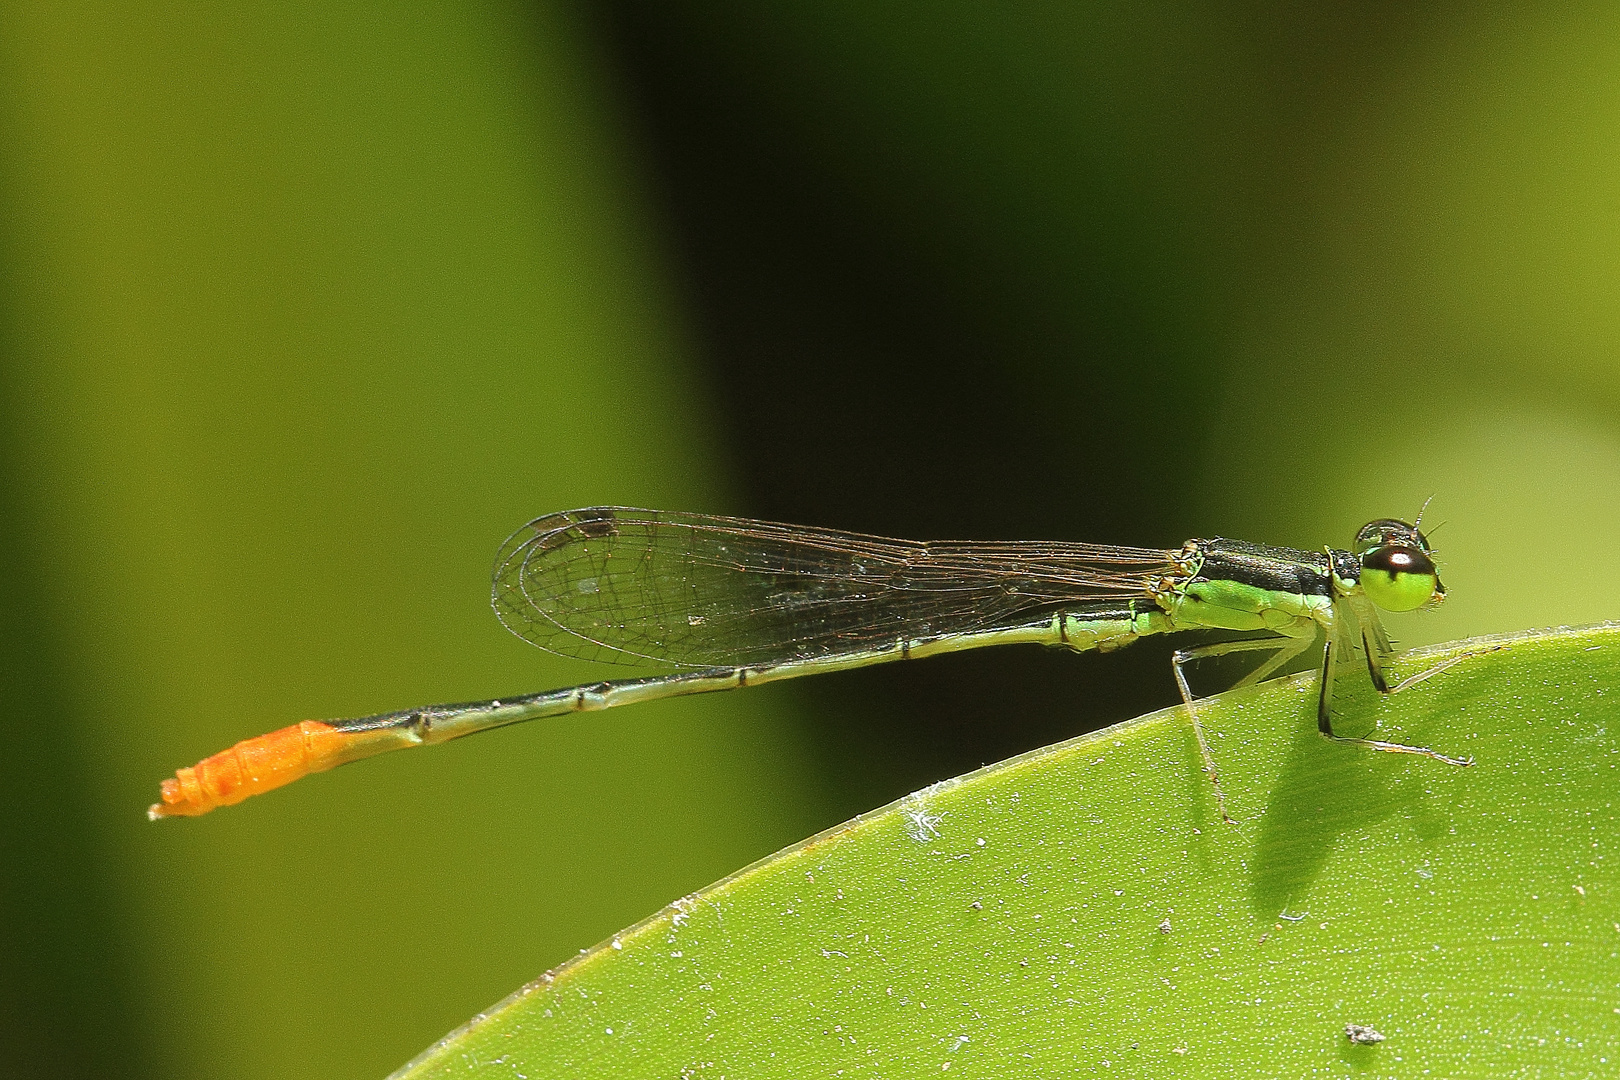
[1154,538,1340,636]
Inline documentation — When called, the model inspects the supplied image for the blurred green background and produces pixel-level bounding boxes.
[5,3,1620,1077]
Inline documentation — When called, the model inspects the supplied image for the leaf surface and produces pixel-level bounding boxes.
[396,624,1620,1077]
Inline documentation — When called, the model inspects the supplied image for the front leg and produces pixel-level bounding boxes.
[1317,622,1475,766]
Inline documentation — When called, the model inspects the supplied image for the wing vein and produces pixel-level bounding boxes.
[491,508,1178,668]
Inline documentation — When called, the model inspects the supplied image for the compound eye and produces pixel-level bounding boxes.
[1360,545,1439,612]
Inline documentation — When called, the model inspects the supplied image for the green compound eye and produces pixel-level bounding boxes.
[1360,545,1439,612]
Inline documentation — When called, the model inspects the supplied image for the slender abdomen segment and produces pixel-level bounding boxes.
[147,720,403,819]
[148,611,1179,819]
[1054,607,1172,652]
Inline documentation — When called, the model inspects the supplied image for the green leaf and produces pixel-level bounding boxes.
[394,624,1620,1077]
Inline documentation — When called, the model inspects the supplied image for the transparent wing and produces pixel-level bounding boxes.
[492,507,1180,669]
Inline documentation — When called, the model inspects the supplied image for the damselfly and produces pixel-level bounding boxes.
[149,507,1471,822]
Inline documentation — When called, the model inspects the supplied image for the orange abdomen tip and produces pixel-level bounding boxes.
[148,720,352,819]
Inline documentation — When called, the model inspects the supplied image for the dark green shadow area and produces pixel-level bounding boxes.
[397,623,1620,1078]
[1249,641,1529,919]
[0,234,149,1079]
[1248,715,1417,920]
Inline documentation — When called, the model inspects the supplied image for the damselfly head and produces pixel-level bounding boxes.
[1354,518,1443,612]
